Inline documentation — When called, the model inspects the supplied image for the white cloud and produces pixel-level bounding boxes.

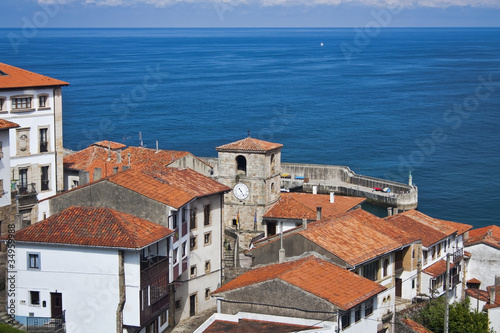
[34,0,500,8]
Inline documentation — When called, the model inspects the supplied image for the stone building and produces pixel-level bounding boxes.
[214,136,282,248]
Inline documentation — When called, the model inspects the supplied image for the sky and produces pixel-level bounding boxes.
[0,0,499,28]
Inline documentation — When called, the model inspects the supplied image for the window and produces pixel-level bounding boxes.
[150,275,168,304]
[354,306,361,322]
[236,155,247,175]
[423,250,428,264]
[412,279,415,289]
[190,265,197,278]
[364,298,373,316]
[205,260,211,274]
[182,241,187,257]
[39,128,48,152]
[270,153,275,173]
[0,179,4,196]
[12,96,32,110]
[204,232,211,246]
[363,260,379,281]
[190,208,197,230]
[30,291,40,306]
[383,259,389,277]
[40,166,49,191]
[173,248,178,265]
[72,180,79,189]
[160,311,167,325]
[190,236,197,250]
[38,95,48,108]
[205,288,210,300]
[19,168,29,193]
[341,311,351,329]
[203,205,211,226]
[175,298,181,309]
[437,243,441,257]
[171,213,178,229]
[27,253,40,270]
[0,97,5,111]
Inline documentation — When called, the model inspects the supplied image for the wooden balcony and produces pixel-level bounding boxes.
[140,290,170,326]
[452,248,464,263]
[141,256,169,286]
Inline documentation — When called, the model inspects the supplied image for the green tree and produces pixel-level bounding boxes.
[417,296,491,333]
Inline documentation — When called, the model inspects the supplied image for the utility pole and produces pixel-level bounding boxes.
[444,253,451,333]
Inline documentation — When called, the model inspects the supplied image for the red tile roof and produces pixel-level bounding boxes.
[213,255,385,310]
[0,63,69,89]
[92,140,127,150]
[465,225,500,251]
[484,285,500,310]
[64,142,211,182]
[401,319,434,333]
[204,319,319,332]
[299,209,407,266]
[263,192,365,220]
[466,288,490,302]
[216,137,282,153]
[386,210,472,248]
[422,259,455,278]
[467,278,481,284]
[253,208,416,266]
[0,119,19,130]
[14,206,173,249]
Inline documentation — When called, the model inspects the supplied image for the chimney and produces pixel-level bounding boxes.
[156,140,159,153]
[316,207,322,220]
[312,185,317,195]
[489,286,496,305]
[303,218,307,230]
[495,275,500,286]
[128,152,131,167]
[117,150,122,164]
[387,207,393,216]
[279,222,285,263]
[330,192,335,203]
[107,141,111,161]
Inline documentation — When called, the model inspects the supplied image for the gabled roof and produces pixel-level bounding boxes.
[465,225,500,250]
[386,210,472,248]
[204,319,319,333]
[0,63,69,89]
[216,137,282,153]
[0,119,19,130]
[401,319,434,333]
[152,168,230,198]
[263,192,365,221]
[422,259,455,278]
[64,141,211,182]
[467,278,481,284]
[14,206,173,249]
[466,285,500,310]
[213,255,385,310]
[252,208,415,266]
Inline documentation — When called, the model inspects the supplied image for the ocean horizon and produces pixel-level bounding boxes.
[1,27,499,229]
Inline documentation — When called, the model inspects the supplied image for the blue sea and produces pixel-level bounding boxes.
[1,28,499,229]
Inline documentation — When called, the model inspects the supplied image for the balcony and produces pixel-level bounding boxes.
[12,183,37,198]
[452,248,464,263]
[140,292,169,326]
[141,256,169,285]
[26,310,65,332]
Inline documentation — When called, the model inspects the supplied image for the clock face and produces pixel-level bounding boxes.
[234,183,249,200]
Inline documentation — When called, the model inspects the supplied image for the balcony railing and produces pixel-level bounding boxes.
[12,183,37,197]
[140,292,169,326]
[27,310,65,332]
[141,256,169,285]
[452,248,464,263]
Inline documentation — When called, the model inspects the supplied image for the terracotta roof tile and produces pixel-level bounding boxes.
[401,318,434,333]
[0,119,19,130]
[263,192,365,220]
[466,288,489,302]
[386,210,472,248]
[106,169,195,209]
[467,278,481,284]
[0,63,69,89]
[422,259,455,278]
[64,142,210,182]
[213,255,385,310]
[216,137,282,153]
[92,140,127,150]
[465,225,500,250]
[14,206,173,249]
[484,285,500,310]
[299,209,405,266]
[204,319,319,332]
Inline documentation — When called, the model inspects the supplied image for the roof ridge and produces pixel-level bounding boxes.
[110,209,140,248]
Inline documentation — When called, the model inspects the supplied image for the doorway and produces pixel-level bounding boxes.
[50,292,63,318]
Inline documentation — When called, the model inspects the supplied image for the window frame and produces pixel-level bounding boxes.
[203,232,212,246]
[40,165,50,192]
[364,298,374,317]
[190,236,197,251]
[0,97,6,112]
[29,291,40,306]
[38,127,49,153]
[341,310,351,329]
[11,95,34,111]
[363,260,379,282]
[203,204,211,226]
[190,265,197,278]
[27,252,41,270]
[37,94,50,109]
[205,260,211,274]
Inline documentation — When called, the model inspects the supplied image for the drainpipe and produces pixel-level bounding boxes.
[116,250,126,333]
[279,222,285,263]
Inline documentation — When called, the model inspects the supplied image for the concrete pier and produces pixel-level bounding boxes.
[280,163,418,211]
